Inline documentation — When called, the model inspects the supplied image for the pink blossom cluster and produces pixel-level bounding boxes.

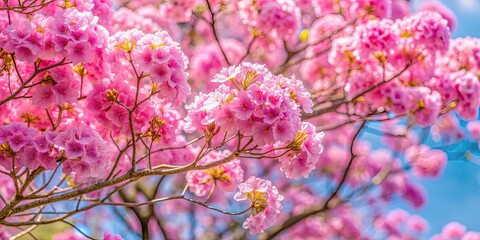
[300,15,347,90]
[329,11,450,70]
[234,176,284,235]
[428,37,480,120]
[107,29,190,104]
[419,1,457,31]
[86,78,155,136]
[237,0,300,39]
[54,125,109,183]
[185,62,311,144]
[375,209,429,239]
[434,71,480,120]
[394,11,450,53]
[276,122,324,179]
[467,121,480,141]
[185,62,325,178]
[0,123,58,170]
[111,8,162,34]
[0,8,108,64]
[159,0,197,23]
[186,150,244,197]
[280,205,364,239]
[381,171,426,209]
[31,63,79,108]
[324,11,453,126]
[188,40,244,91]
[432,222,480,240]
[431,113,465,144]
[311,0,394,20]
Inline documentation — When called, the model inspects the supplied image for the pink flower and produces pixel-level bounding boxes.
[394,11,450,53]
[272,119,295,143]
[467,121,480,140]
[356,19,398,58]
[7,132,28,152]
[257,1,299,38]
[65,41,94,64]
[463,232,480,240]
[103,232,124,240]
[159,0,196,22]
[375,209,429,238]
[442,222,467,238]
[55,125,110,183]
[402,183,426,209]
[186,150,244,197]
[232,92,255,120]
[65,141,85,159]
[108,29,190,104]
[212,65,240,83]
[234,176,284,235]
[277,122,325,179]
[31,85,55,108]
[405,145,446,178]
[420,1,457,31]
[0,123,58,170]
[406,215,428,233]
[453,71,480,120]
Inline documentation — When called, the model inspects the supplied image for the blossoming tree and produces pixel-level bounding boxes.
[0,0,479,239]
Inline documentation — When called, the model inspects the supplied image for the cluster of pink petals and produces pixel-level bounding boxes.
[152,102,183,146]
[86,78,154,136]
[0,7,108,64]
[419,1,457,31]
[375,209,429,239]
[31,63,79,108]
[107,29,190,104]
[159,0,197,23]
[111,8,162,33]
[54,125,109,183]
[430,113,465,143]
[0,123,58,170]
[186,150,244,197]
[324,11,456,126]
[355,19,398,58]
[276,122,324,179]
[467,121,480,141]
[405,144,447,178]
[234,176,284,235]
[330,11,450,68]
[237,0,299,39]
[429,38,480,120]
[307,0,424,21]
[368,156,427,209]
[432,222,480,240]
[185,62,312,146]
[189,40,244,91]
[280,204,364,239]
[394,11,450,53]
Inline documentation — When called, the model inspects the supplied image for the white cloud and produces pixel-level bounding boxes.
[456,0,480,12]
